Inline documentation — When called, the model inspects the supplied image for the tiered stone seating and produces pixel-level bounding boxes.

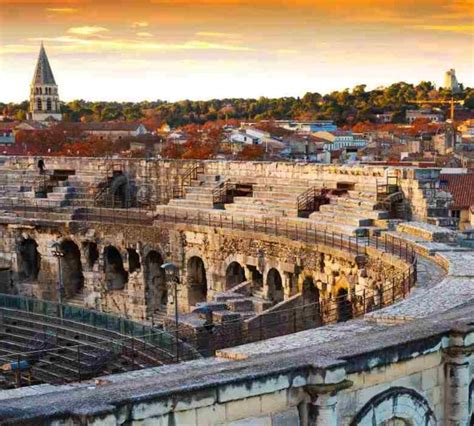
[167,174,224,210]
[0,307,168,389]
[224,180,314,217]
[308,185,390,237]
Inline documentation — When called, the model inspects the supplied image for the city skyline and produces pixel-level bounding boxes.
[0,0,473,102]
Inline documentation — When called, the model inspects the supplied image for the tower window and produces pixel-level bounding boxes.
[37,98,42,111]
[46,98,52,111]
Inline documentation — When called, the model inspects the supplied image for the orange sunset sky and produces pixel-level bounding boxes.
[0,0,473,102]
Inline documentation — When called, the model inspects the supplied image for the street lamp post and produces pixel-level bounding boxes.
[51,242,65,320]
[161,262,180,362]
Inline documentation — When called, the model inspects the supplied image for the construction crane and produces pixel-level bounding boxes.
[408,98,464,121]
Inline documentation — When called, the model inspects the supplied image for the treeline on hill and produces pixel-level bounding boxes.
[2,82,473,126]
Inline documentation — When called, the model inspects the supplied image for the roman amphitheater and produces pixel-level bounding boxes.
[0,156,472,425]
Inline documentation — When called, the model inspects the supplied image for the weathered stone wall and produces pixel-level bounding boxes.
[0,220,410,323]
[0,304,471,426]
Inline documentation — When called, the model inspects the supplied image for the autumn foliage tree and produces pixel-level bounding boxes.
[237,144,265,160]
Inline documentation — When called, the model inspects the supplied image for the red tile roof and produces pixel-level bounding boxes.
[440,174,474,209]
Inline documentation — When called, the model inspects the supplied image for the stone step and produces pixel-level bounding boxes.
[319,204,389,219]
[330,196,378,210]
[226,298,255,312]
[167,198,216,209]
[347,190,378,200]
[224,203,298,217]
[304,218,367,237]
[231,196,296,209]
[309,211,373,227]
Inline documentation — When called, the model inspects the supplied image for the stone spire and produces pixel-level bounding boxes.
[29,43,62,122]
[32,42,57,86]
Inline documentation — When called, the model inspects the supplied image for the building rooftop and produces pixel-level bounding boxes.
[31,43,56,86]
[440,173,474,209]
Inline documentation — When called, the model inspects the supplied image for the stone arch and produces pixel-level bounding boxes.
[103,246,128,290]
[469,380,474,421]
[187,256,207,306]
[59,239,84,299]
[109,174,134,208]
[267,268,284,304]
[336,287,352,322]
[83,242,99,270]
[17,238,40,282]
[127,248,141,273]
[144,250,167,314]
[301,276,322,326]
[225,261,246,290]
[247,265,263,290]
[350,387,436,426]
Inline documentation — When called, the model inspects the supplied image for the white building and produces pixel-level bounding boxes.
[313,131,367,152]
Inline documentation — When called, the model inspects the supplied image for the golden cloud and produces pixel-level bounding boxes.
[67,26,109,36]
[136,32,153,37]
[45,7,78,13]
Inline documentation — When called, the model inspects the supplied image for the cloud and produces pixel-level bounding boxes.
[0,44,38,55]
[45,8,78,14]
[196,31,241,39]
[67,26,109,36]
[136,32,153,37]
[26,36,254,53]
[411,24,474,35]
[132,21,149,28]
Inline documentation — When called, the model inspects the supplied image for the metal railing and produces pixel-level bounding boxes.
[212,180,237,205]
[0,293,201,383]
[172,164,205,199]
[155,209,416,263]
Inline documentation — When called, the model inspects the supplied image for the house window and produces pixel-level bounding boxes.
[46,98,52,111]
[451,210,461,218]
[37,98,42,111]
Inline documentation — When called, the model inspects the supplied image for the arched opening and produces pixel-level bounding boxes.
[187,256,207,306]
[225,261,246,290]
[46,98,52,111]
[36,98,42,111]
[247,265,263,291]
[17,239,40,282]
[109,174,133,208]
[83,242,99,270]
[381,419,410,426]
[350,387,437,426]
[144,250,166,314]
[267,268,284,304]
[103,246,128,290]
[127,248,140,273]
[336,287,352,322]
[302,277,321,326]
[59,240,84,299]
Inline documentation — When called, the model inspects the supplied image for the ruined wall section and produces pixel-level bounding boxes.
[0,219,412,324]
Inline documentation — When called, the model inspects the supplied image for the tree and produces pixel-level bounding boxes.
[237,145,265,160]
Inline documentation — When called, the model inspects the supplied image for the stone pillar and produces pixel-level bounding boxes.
[308,393,338,426]
[444,348,470,425]
[283,272,293,299]
[305,379,352,426]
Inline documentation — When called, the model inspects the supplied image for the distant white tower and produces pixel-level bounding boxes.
[444,69,461,93]
[29,43,62,122]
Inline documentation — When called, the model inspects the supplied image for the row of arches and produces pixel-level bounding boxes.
[34,87,56,95]
[35,98,56,112]
[16,239,168,310]
[15,238,354,321]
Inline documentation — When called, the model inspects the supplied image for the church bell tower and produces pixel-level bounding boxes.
[29,43,62,122]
